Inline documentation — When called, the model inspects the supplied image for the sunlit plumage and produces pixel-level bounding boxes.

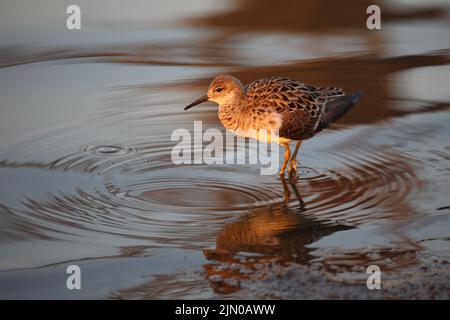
[185,75,362,179]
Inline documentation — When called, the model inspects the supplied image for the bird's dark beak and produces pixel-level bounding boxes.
[184,95,208,110]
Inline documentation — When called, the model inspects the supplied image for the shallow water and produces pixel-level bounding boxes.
[0,0,449,299]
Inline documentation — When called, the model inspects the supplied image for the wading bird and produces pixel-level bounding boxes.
[185,75,362,180]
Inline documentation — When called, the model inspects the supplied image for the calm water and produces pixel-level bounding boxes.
[0,0,449,299]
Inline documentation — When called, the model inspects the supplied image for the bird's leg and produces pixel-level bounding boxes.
[288,178,306,210]
[279,142,291,176]
[280,174,291,203]
[280,170,306,207]
[288,141,302,181]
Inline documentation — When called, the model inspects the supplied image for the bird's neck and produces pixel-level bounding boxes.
[218,97,250,132]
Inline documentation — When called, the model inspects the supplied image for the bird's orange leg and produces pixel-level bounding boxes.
[279,142,291,176]
[288,141,302,181]
[280,174,291,203]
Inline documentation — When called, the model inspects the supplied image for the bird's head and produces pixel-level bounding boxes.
[184,75,244,110]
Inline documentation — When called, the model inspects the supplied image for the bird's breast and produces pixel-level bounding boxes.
[219,110,286,144]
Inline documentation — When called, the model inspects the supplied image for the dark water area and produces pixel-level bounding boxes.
[0,0,449,299]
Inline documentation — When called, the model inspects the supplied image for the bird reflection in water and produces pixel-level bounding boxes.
[203,181,354,293]
[280,174,303,204]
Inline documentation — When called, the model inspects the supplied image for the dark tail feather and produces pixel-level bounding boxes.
[315,91,363,133]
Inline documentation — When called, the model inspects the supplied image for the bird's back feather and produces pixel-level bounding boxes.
[242,77,361,141]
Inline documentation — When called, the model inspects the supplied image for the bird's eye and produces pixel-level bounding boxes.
[215,87,223,92]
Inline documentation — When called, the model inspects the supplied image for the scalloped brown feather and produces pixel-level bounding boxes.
[244,77,346,140]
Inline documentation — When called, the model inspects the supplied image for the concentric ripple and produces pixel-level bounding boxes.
[82,144,138,156]
[1,110,447,254]
[299,150,420,223]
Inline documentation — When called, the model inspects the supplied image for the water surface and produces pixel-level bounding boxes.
[0,0,449,299]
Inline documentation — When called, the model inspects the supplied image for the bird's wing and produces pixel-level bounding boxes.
[314,91,363,133]
[245,77,345,140]
[282,85,346,140]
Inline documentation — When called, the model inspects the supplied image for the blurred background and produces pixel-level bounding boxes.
[0,0,449,299]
